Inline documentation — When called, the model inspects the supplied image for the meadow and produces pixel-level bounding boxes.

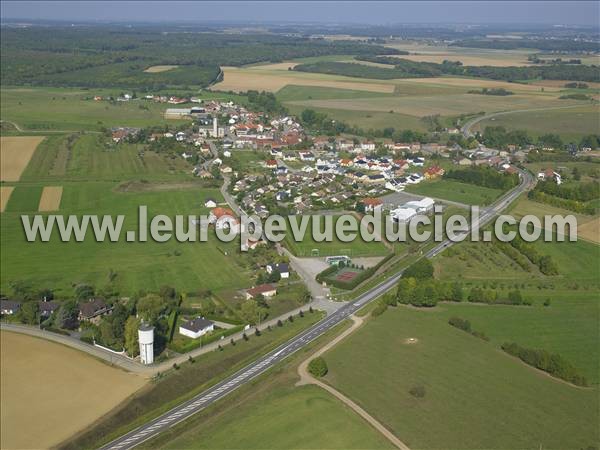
[0,331,146,450]
[472,104,600,141]
[405,179,504,205]
[323,307,599,449]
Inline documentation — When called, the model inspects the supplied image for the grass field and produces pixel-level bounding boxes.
[405,179,504,205]
[323,307,599,449]
[0,331,146,450]
[472,104,600,141]
[0,136,45,181]
[0,182,252,296]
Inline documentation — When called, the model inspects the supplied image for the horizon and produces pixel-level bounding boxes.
[1,1,599,26]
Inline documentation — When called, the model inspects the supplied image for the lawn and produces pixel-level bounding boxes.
[405,179,504,205]
[323,307,599,449]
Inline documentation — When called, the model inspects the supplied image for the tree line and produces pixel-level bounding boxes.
[444,166,519,190]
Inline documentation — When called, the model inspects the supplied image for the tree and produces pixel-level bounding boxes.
[124,316,141,356]
[240,299,267,325]
[159,285,176,301]
[19,301,39,325]
[54,299,79,329]
[308,357,328,377]
[137,294,165,323]
[75,284,95,301]
[402,259,434,281]
[451,282,463,302]
[99,319,116,346]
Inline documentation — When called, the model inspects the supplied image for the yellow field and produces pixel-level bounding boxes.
[38,186,63,211]
[0,136,45,181]
[402,77,561,92]
[212,66,395,93]
[143,65,179,73]
[577,216,600,244]
[393,53,532,67]
[0,331,146,449]
[0,186,14,212]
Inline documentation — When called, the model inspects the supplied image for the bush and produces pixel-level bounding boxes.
[371,300,388,317]
[409,385,426,398]
[308,357,328,377]
[402,258,434,281]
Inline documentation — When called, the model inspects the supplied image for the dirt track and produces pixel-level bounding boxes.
[296,315,411,450]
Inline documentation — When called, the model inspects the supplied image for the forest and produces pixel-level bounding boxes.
[0,26,394,89]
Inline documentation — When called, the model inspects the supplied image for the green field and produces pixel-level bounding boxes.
[283,215,391,257]
[324,307,599,449]
[472,104,600,141]
[405,179,504,205]
[0,181,251,296]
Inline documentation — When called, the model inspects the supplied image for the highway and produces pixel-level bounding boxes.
[101,169,534,450]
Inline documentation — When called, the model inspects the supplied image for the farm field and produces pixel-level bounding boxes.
[0,135,45,181]
[511,197,599,244]
[0,182,252,296]
[20,133,192,182]
[38,186,63,211]
[0,331,146,450]
[323,307,599,449]
[472,104,600,140]
[0,186,14,212]
[405,179,504,205]
[0,87,171,131]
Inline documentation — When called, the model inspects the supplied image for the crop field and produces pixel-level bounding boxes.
[0,331,146,450]
[472,104,600,140]
[323,307,599,449]
[0,186,14,212]
[0,88,172,131]
[212,66,396,93]
[0,182,252,296]
[20,133,192,182]
[144,65,179,73]
[0,136,45,181]
[511,197,599,244]
[405,179,503,205]
[37,186,63,211]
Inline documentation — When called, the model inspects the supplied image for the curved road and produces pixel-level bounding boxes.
[461,104,585,138]
[101,169,534,450]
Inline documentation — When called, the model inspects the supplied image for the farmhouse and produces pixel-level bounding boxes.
[246,284,277,300]
[78,298,113,324]
[266,263,290,279]
[179,317,215,339]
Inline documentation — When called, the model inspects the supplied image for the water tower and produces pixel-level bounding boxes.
[138,323,154,365]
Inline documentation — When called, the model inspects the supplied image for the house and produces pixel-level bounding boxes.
[362,197,383,213]
[424,165,445,179]
[0,300,21,315]
[204,198,218,208]
[78,298,112,324]
[538,168,562,185]
[245,284,277,300]
[179,317,214,339]
[39,300,59,317]
[266,263,290,279]
[265,159,278,169]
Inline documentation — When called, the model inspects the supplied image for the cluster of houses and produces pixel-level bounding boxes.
[0,297,113,325]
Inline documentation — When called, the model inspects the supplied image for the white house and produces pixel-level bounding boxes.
[179,317,215,339]
[245,284,277,300]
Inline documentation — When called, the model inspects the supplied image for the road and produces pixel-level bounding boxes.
[101,169,534,450]
[461,104,585,138]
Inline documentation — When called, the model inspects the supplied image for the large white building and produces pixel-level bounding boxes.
[390,207,417,223]
[138,323,154,365]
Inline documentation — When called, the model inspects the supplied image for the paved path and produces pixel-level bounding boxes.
[296,315,411,450]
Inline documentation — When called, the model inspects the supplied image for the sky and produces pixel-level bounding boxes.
[1,1,599,26]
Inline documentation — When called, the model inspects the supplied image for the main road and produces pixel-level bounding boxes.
[102,169,534,450]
